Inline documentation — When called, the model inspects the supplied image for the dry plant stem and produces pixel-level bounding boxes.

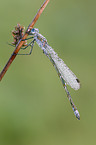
[0,0,50,81]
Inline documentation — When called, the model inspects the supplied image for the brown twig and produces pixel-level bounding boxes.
[0,0,50,81]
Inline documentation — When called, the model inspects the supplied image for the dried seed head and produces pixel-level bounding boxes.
[12,24,27,46]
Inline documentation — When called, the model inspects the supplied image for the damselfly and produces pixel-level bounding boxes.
[26,28,80,120]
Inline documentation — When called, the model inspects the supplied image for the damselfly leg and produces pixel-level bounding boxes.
[17,39,35,55]
[22,36,34,41]
[8,36,35,55]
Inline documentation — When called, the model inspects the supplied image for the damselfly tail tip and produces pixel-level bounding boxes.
[74,109,80,120]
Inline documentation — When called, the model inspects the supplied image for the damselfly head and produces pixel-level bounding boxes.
[30,28,39,35]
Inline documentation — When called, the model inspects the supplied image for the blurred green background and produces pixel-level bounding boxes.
[0,0,96,145]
